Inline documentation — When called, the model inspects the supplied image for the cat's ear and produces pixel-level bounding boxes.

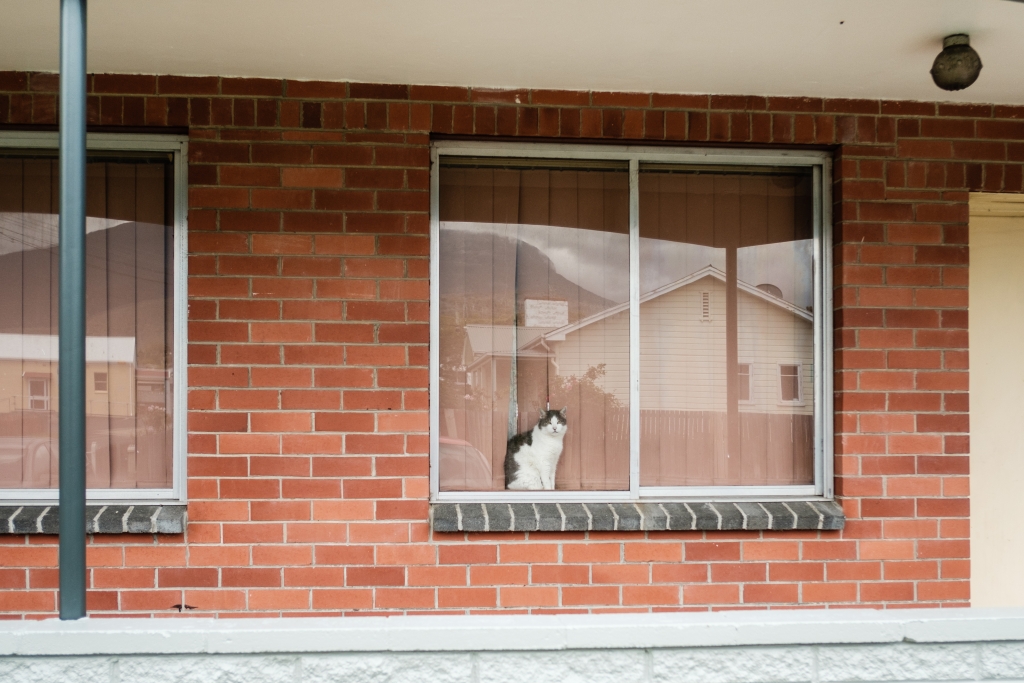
[560,406,567,417]
[539,408,545,420]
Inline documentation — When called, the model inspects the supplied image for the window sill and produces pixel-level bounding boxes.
[432,501,844,533]
[0,504,187,535]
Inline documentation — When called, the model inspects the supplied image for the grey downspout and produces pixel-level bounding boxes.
[58,0,88,620]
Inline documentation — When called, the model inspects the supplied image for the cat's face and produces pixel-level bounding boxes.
[537,408,568,436]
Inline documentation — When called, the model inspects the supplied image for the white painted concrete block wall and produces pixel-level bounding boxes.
[3,609,1024,683]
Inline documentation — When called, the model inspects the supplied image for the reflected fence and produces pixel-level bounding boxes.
[445,408,813,489]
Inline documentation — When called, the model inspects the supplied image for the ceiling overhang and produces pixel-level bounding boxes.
[1,0,1023,104]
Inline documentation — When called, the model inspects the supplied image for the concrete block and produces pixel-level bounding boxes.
[303,653,474,683]
[0,657,111,683]
[478,649,645,683]
[653,645,813,682]
[981,642,1024,679]
[817,643,976,681]
[117,655,297,683]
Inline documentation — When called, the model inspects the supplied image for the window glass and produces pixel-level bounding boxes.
[0,153,174,490]
[638,167,814,487]
[738,364,751,402]
[780,364,801,402]
[27,378,49,411]
[438,159,630,491]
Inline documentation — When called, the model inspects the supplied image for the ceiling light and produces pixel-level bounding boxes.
[930,34,982,91]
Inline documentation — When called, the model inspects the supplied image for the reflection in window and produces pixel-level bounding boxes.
[436,154,820,494]
[738,364,752,403]
[780,364,802,403]
[0,154,174,490]
[439,159,630,491]
[27,377,49,411]
[639,167,814,487]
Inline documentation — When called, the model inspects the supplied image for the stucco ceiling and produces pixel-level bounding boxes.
[1,0,1023,104]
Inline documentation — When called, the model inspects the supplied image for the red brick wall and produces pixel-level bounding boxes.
[2,71,1020,617]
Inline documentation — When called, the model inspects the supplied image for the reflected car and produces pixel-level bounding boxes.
[438,437,493,491]
[0,436,57,488]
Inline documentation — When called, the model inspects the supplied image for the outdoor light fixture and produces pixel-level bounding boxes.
[931,34,982,91]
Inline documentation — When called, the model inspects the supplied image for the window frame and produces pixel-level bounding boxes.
[0,131,189,505]
[429,140,833,503]
[777,363,805,406]
[27,377,51,411]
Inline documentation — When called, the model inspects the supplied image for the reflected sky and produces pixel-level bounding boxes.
[442,221,814,310]
[641,238,814,308]
[442,220,630,305]
[0,213,146,256]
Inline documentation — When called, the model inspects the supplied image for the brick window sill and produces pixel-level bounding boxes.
[431,501,844,533]
[0,505,187,535]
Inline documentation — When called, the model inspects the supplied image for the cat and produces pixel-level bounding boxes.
[504,408,568,490]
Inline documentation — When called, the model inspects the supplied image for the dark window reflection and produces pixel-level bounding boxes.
[0,154,175,490]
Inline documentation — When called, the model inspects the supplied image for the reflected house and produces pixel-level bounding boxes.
[0,179,176,493]
[451,325,558,490]
[463,324,556,408]
[0,334,136,488]
[541,265,813,415]
[458,265,813,488]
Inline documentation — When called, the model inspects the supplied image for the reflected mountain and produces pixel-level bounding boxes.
[440,231,615,325]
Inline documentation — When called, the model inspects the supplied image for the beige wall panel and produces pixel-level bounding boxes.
[970,193,1024,607]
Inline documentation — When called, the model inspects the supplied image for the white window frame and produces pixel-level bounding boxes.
[0,131,188,505]
[777,363,805,405]
[429,140,833,503]
[27,377,51,411]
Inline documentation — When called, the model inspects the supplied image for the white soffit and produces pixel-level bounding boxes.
[1,0,1023,104]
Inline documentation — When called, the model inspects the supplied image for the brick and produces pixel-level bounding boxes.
[336,214,403,237]
[252,234,312,254]
[119,590,182,612]
[621,585,680,606]
[686,542,740,562]
[860,541,916,560]
[343,478,403,499]
[711,563,766,583]
[743,583,799,603]
[802,541,858,561]
[683,584,739,605]
[341,434,401,454]
[92,568,154,590]
[377,412,428,433]
[802,581,858,603]
[438,587,497,608]
[158,568,219,588]
[346,346,407,366]
[562,586,620,606]
[433,544,494,565]
[282,167,343,188]
[219,300,280,321]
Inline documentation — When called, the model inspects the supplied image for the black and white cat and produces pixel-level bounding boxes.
[504,408,568,490]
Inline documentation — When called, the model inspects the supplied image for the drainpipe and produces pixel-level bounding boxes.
[58,0,87,620]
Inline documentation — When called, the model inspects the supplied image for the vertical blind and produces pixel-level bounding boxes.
[0,154,174,490]
[638,169,815,486]
[439,162,630,491]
